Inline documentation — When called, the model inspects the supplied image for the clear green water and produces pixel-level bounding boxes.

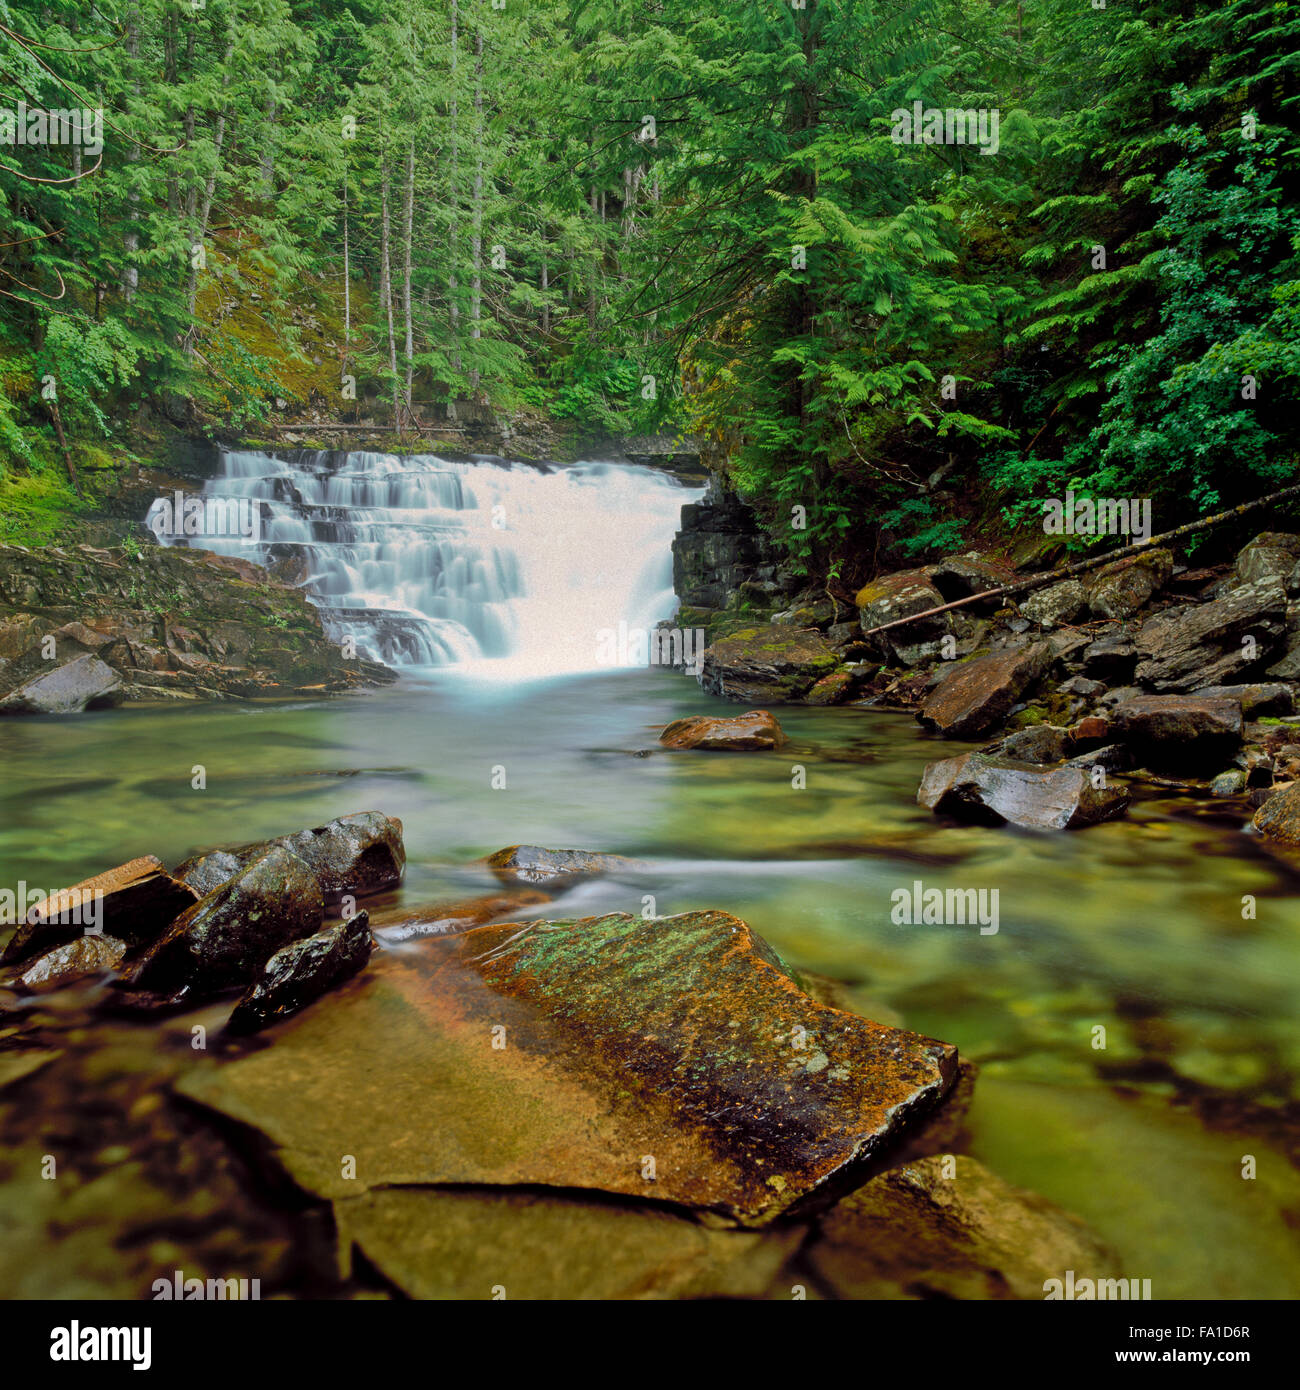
[2,669,1298,1296]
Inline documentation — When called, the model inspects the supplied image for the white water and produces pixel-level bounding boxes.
[158,448,701,681]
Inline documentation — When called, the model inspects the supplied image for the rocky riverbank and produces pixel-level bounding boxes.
[0,813,1133,1299]
[674,502,1300,837]
[0,542,393,711]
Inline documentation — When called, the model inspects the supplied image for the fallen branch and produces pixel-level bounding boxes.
[860,478,1300,639]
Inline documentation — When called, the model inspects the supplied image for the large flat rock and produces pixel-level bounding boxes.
[176,910,957,1226]
[918,643,1053,739]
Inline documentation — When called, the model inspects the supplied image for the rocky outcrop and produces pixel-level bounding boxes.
[0,543,394,711]
[1,856,197,965]
[173,811,405,903]
[1133,577,1287,691]
[177,909,959,1226]
[131,844,324,993]
[659,709,786,750]
[917,643,1053,739]
[225,911,373,1034]
[808,1155,1118,1300]
[484,845,646,884]
[699,625,841,702]
[671,479,782,610]
[1108,695,1243,771]
[919,752,1130,830]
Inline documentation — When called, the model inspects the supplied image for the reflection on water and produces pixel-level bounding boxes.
[1,669,1298,1296]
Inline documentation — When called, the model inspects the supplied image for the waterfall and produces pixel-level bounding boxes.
[152,449,701,680]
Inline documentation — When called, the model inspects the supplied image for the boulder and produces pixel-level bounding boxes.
[1252,782,1300,845]
[1210,769,1248,797]
[1191,683,1293,718]
[807,1155,1118,1300]
[804,670,856,706]
[917,643,1053,739]
[173,811,405,904]
[1082,627,1137,682]
[1133,578,1287,691]
[225,911,373,1034]
[984,724,1069,765]
[17,935,127,992]
[1085,547,1173,620]
[0,856,197,965]
[1235,532,1300,587]
[177,909,958,1226]
[131,844,323,993]
[485,845,646,884]
[699,625,841,702]
[928,554,1014,602]
[856,569,948,665]
[0,653,123,715]
[1109,695,1243,771]
[1020,580,1087,630]
[659,709,786,751]
[918,752,1130,830]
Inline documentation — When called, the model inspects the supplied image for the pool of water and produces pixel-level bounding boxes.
[2,668,1298,1297]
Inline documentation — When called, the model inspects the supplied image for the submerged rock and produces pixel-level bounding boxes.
[132,844,323,993]
[0,653,123,715]
[659,709,786,751]
[699,625,841,702]
[0,855,197,965]
[177,909,958,1226]
[368,889,551,942]
[484,845,646,884]
[919,752,1130,830]
[918,643,1053,739]
[334,1186,801,1301]
[18,935,127,991]
[173,811,405,903]
[1109,694,1243,771]
[225,912,373,1034]
[808,1155,1118,1300]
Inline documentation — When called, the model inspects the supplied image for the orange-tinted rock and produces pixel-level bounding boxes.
[918,643,1053,739]
[178,910,958,1226]
[1252,781,1300,845]
[0,856,196,965]
[484,845,646,884]
[659,709,786,750]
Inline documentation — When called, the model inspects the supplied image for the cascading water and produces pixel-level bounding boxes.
[155,448,702,681]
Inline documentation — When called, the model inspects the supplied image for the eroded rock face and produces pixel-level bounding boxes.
[918,643,1053,739]
[1109,695,1243,771]
[659,709,786,751]
[173,812,405,904]
[0,856,197,965]
[132,844,323,993]
[18,935,126,991]
[0,653,123,715]
[808,1155,1118,1300]
[225,911,373,1034]
[699,625,841,702]
[177,910,958,1226]
[484,846,646,884]
[919,752,1130,830]
[1134,578,1287,691]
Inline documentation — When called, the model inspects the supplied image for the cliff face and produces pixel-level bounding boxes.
[671,478,784,611]
[0,543,393,711]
